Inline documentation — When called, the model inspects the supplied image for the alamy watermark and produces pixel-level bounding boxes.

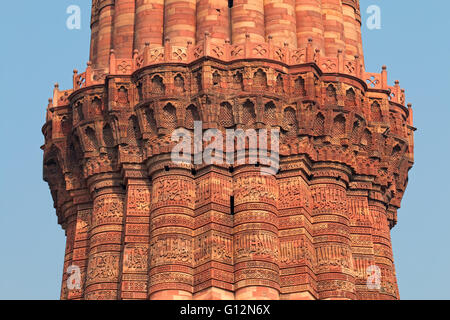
[171,121,280,176]
[66,5,81,30]
[366,5,382,30]
[366,265,382,290]
[66,265,81,290]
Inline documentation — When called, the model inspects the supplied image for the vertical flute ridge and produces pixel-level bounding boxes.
[134,0,165,50]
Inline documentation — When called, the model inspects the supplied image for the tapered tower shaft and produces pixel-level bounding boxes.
[43,0,414,300]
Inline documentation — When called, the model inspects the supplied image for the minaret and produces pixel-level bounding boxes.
[43,0,415,300]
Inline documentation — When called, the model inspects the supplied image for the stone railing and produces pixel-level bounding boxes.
[51,35,405,108]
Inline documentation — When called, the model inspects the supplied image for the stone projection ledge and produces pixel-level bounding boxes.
[42,0,415,300]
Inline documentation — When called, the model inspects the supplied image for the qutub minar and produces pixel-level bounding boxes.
[42,0,415,300]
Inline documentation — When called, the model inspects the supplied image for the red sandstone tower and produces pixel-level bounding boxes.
[43,0,415,300]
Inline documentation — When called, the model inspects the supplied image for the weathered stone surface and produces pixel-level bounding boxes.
[43,0,414,300]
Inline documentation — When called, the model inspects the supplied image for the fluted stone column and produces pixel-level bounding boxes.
[193,166,234,300]
[278,158,317,300]
[119,165,151,300]
[96,1,115,68]
[43,0,414,302]
[369,198,399,300]
[84,173,125,300]
[90,7,100,66]
[264,0,297,48]
[196,0,231,44]
[164,0,197,46]
[134,0,164,50]
[347,181,378,300]
[295,0,324,50]
[148,157,195,300]
[342,0,362,60]
[321,0,346,56]
[311,164,355,300]
[113,0,135,59]
[231,0,266,44]
[67,189,93,300]
[60,202,77,300]
[233,167,280,300]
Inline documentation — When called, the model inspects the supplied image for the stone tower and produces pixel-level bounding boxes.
[42,0,415,300]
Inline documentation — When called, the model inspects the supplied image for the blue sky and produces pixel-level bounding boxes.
[0,1,449,300]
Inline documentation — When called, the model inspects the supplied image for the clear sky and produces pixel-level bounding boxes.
[0,1,449,300]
